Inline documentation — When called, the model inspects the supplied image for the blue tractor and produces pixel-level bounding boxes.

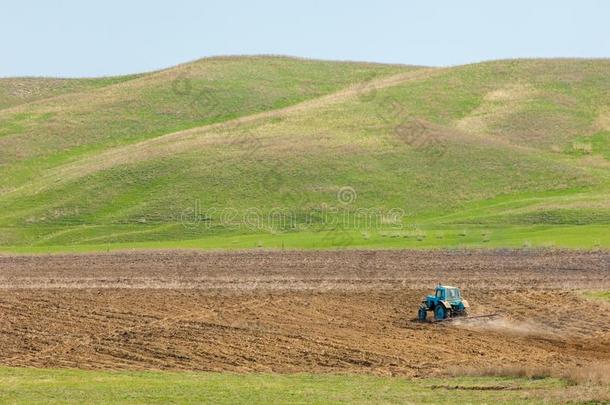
[418,284,469,321]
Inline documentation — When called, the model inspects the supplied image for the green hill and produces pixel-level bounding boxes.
[0,75,144,110]
[0,57,609,252]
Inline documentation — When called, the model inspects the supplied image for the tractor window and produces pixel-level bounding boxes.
[446,289,459,299]
[435,290,443,299]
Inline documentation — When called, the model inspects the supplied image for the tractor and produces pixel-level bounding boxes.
[418,284,469,321]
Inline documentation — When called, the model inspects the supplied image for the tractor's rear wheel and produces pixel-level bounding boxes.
[434,305,446,320]
[418,307,427,321]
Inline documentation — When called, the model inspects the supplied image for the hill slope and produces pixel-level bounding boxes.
[0,57,608,251]
[0,75,143,110]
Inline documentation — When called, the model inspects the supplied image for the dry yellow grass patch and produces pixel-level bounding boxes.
[455,84,537,134]
[488,196,610,217]
[594,107,610,131]
[575,154,610,168]
[447,361,610,386]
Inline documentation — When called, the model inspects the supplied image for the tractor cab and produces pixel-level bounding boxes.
[425,285,460,305]
[436,285,461,302]
[419,284,469,321]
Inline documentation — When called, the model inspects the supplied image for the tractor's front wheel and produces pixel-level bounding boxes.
[418,307,427,321]
[434,305,446,320]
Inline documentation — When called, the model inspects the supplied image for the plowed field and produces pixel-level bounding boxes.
[0,250,608,376]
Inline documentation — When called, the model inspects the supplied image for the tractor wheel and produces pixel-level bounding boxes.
[434,305,446,320]
[418,307,427,321]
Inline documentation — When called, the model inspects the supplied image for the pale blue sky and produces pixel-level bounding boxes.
[2,0,609,77]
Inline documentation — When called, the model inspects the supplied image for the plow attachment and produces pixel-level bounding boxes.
[417,313,500,324]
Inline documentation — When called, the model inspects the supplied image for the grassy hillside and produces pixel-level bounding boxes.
[1,367,604,404]
[0,57,609,251]
[0,75,143,110]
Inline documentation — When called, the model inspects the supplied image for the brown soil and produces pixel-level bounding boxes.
[0,249,608,376]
